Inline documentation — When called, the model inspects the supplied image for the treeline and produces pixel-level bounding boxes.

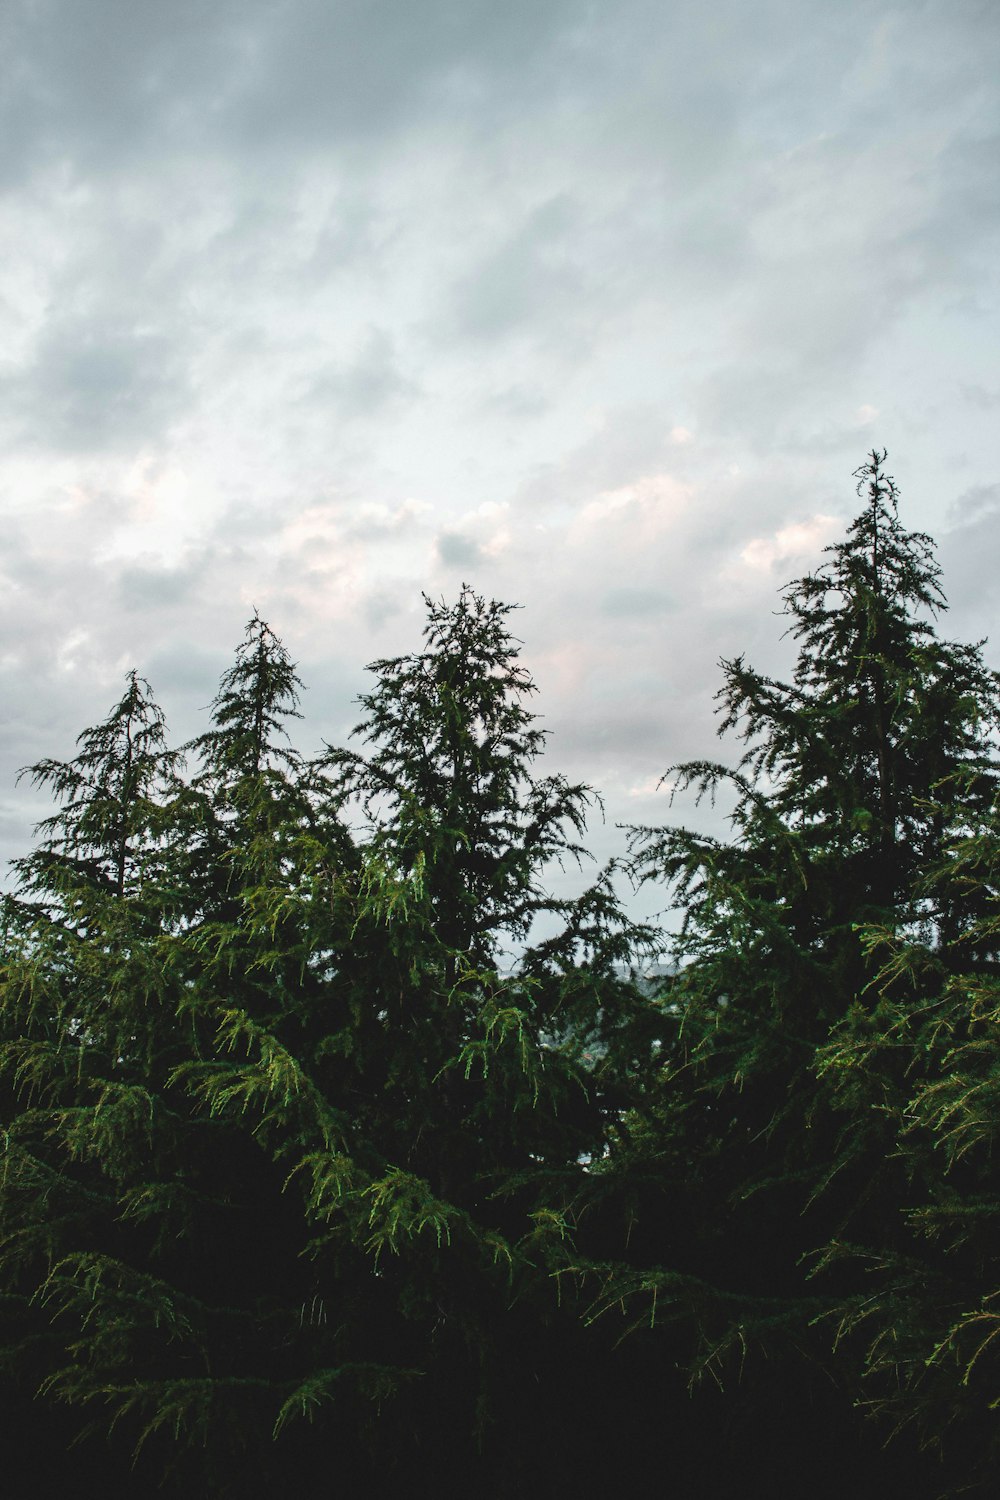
[2,452,999,1498]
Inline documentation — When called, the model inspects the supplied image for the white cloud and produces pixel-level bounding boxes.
[572,474,693,539]
[0,0,997,891]
[738,515,839,574]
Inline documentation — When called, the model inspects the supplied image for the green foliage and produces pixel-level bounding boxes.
[325,587,598,960]
[13,670,180,906]
[812,789,1000,1472]
[0,587,653,1497]
[601,452,1000,1493]
[3,461,998,1497]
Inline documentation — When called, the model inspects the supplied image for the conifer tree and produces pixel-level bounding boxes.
[323,585,650,1138]
[0,634,358,1497]
[0,594,654,1497]
[0,672,206,1491]
[284,585,656,1488]
[813,782,1000,1483]
[12,668,178,907]
[595,452,1000,1494]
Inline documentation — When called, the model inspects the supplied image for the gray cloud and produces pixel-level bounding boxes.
[302,328,419,419]
[601,587,672,620]
[940,483,1000,642]
[6,320,188,451]
[0,0,586,180]
[513,406,695,515]
[0,1,248,180]
[477,383,552,422]
[436,531,485,569]
[950,482,1000,524]
[0,0,998,899]
[446,195,588,347]
[961,383,1000,411]
[117,559,204,611]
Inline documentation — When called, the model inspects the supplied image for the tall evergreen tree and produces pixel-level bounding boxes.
[12,668,179,908]
[0,594,654,1497]
[813,779,1000,1483]
[290,585,656,1490]
[592,452,1000,1494]
[0,672,202,1494]
[0,632,356,1498]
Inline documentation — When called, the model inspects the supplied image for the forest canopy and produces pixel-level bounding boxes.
[1,453,999,1499]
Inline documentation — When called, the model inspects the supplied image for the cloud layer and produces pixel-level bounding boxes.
[1,0,998,904]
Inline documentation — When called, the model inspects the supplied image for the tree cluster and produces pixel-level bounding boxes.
[1,453,998,1498]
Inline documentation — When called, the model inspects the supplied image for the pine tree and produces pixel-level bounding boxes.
[0,596,655,1497]
[0,635,359,1497]
[813,782,1000,1484]
[0,672,206,1492]
[12,668,179,907]
[304,585,657,1488]
[595,452,1000,1494]
[323,584,650,1118]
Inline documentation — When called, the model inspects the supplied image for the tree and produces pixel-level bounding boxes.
[592,452,1000,1494]
[813,780,1000,1482]
[0,672,207,1494]
[307,585,657,1488]
[12,668,179,906]
[0,593,655,1498]
[0,631,359,1498]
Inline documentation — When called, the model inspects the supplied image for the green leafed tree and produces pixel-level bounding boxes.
[813,774,1000,1480]
[0,592,654,1498]
[291,585,658,1488]
[594,452,1000,1495]
[0,671,213,1493]
[0,623,372,1498]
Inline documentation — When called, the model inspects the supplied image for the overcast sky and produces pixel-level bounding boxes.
[1,0,998,914]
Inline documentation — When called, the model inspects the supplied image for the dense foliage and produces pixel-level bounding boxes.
[589,452,1000,1492]
[1,454,998,1497]
[0,591,653,1498]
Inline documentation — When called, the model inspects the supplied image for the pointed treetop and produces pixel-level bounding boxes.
[195,612,304,780]
[13,669,177,900]
[785,450,945,671]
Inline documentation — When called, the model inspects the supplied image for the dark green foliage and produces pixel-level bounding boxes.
[13,668,180,905]
[327,588,589,959]
[0,588,652,1497]
[322,585,654,1135]
[590,452,1000,1494]
[0,645,329,1495]
[813,786,1000,1474]
[3,459,999,1497]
